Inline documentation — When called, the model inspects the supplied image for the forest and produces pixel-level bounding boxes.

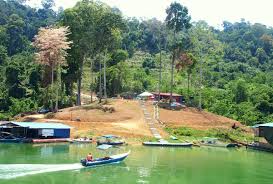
[0,0,272,125]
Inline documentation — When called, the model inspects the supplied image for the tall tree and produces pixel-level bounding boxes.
[165,2,191,103]
[175,52,196,99]
[33,26,72,111]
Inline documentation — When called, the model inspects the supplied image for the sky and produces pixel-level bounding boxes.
[26,0,273,28]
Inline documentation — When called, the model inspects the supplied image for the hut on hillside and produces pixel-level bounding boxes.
[152,92,184,103]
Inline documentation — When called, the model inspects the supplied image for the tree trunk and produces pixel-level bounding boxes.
[187,71,190,99]
[199,61,203,110]
[90,59,93,103]
[77,59,84,106]
[51,64,54,112]
[99,55,102,103]
[55,64,59,111]
[170,30,176,104]
[170,49,175,103]
[158,45,162,102]
[103,54,107,101]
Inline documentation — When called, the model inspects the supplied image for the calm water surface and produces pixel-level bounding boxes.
[0,143,273,184]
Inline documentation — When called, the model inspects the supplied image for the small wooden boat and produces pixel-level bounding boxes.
[97,141,124,146]
[200,137,240,148]
[70,138,92,143]
[96,135,125,146]
[143,141,193,147]
[0,138,22,143]
[80,151,130,167]
[0,132,31,143]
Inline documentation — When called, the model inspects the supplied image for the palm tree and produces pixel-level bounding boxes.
[165,2,191,103]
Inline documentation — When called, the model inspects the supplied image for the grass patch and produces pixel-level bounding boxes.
[74,130,94,139]
[165,127,253,143]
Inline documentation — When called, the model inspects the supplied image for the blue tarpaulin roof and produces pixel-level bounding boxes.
[253,123,273,128]
[97,144,112,150]
[6,122,71,129]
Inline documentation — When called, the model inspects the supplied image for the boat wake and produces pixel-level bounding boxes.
[0,163,83,179]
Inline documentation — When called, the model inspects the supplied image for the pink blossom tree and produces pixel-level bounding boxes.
[33,26,72,111]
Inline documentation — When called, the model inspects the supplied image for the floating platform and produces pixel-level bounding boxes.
[32,138,70,143]
[143,142,192,147]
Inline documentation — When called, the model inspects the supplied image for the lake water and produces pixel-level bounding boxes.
[0,143,273,184]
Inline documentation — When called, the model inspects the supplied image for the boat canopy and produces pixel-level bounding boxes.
[101,135,119,139]
[97,144,112,150]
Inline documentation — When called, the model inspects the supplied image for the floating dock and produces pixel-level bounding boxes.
[32,138,70,143]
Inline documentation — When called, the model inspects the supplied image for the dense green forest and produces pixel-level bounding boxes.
[0,0,272,125]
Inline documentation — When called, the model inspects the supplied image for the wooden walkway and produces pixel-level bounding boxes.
[140,101,162,139]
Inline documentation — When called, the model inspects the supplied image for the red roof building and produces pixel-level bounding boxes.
[152,92,184,103]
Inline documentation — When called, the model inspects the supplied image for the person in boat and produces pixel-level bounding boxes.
[86,153,93,162]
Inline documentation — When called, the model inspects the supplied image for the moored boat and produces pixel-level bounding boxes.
[0,132,31,143]
[142,141,193,147]
[97,141,124,145]
[80,151,130,167]
[96,135,125,146]
[70,138,92,143]
[200,137,240,148]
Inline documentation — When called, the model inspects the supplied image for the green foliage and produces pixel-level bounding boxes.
[0,113,11,121]
[9,98,38,116]
[166,127,253,143]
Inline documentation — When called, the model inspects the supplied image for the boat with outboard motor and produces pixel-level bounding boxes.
[80,151,130,167]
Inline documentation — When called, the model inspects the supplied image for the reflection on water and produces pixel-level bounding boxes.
[0,144,273,184]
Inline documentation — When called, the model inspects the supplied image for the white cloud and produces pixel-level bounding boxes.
[26,0,273,27]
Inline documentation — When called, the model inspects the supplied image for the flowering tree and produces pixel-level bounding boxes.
[33,26,72,111]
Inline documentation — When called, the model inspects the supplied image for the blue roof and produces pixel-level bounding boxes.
[253,123,273,128]
[10,122,71,129]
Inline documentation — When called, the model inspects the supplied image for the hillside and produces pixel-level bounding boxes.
[20,99,249,141]
[0,0,272,126]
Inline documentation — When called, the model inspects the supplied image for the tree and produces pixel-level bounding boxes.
[33,26,72,111]
[165,2,191,103]
[42,0,55,10]
[175,52,196,98]
[232,79,248,104]
[61,0,124,104]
